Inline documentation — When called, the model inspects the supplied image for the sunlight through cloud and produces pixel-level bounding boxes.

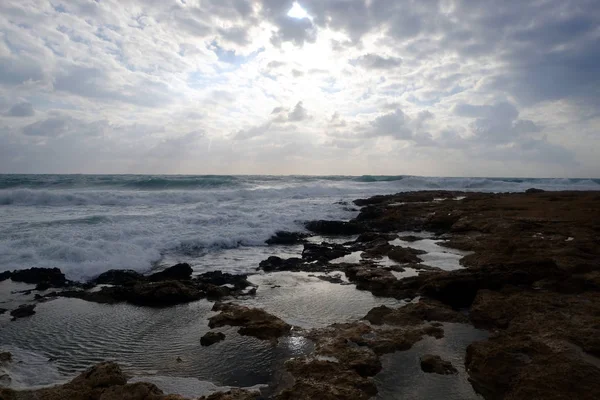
[287,2,310,19]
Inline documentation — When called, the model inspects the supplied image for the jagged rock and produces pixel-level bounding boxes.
[266,231,309,245]
[93,269,145,285]
[363,300,468,326]
[10,304,36,320]
[305,220,364,235]
[10,267,66,287]
[419,354,457,374]
[200,331,226,346]
[276,359,377,400]
[0,271,11,282]
[148,263,193,282]
[302,242,350,262]
[208,302,291,341]
[466,334,600,400]
[0,362,187,400]
[354,232,398,243]
[199,389,260,400]
[258,256,304,272]
[196,271,251,290]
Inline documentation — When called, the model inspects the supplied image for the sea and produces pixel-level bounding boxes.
[1,174,599,281]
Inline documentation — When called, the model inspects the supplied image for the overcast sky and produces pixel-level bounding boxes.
[0,0,598,176]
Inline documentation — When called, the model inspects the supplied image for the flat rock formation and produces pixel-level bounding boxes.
[208,302,292,341]
[420,354,457,375]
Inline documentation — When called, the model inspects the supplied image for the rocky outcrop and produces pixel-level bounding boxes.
[148,263,193,282]
[0,362,187,400]
[10,304,36,320]
[93,269,145,285]
[208,302,291,341]
[266,231,310,245]
[9,267,67,287]
[363,300,468,326]
[419,354,457,375]
[302,242,351,262]
[201,331,226,347]
[305,220,364,235]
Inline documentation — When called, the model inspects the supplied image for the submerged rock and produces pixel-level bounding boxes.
[302,242,351,262]
[209,302,291,341]
[10,304,36,320]
[201,331,226,347]
[0,352,12,363]
[419,354,457,375]
[0,362,187,400]
[266,231,310,245]
[363,300,468,326]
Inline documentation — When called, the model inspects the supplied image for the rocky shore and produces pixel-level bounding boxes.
[1,190,599,399]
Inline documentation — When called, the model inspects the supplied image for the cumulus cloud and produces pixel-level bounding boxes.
[355,54,402,70]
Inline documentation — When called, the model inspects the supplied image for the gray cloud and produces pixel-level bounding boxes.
[355,54,402,70]
[7,102,35,117]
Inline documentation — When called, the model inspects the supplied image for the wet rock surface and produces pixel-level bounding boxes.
[266,231,309,245]
[199,389,260,400]
[420,354,457,375]
[0,362,186,400]
[208,302,292,341]
[8,267,67,288]
[201,331,226,347]
[10,304,36,320]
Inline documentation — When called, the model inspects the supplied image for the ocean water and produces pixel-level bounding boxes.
[1,174,598,281]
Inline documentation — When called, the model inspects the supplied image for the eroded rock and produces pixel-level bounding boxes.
[266,231,310,245]
[201,331,226,347]
[199,389,260,400]
[10,304,36,320]
[209,302,291,341]
[420,354,457,375]
[10,267,66,287]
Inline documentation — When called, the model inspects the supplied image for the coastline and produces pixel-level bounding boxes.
[1,189,599,399]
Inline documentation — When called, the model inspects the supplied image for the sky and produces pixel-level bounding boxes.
[0,0,599,177]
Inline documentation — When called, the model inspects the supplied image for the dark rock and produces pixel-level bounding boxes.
[387,246,425,263]
[148,263,193,282]
[0,271,11,282]
[200,331,226,346]
[302,242,351,262]
[196,271,251,290]
[10,304,36,320]
[525,188,545,193]
[266,231,309,245]
[314,274,345,284]
[10,267,66,287]
[354,232,398,243]
[420,354,457,374]
[305,220,364,235]
[209,302,291,341]
[0,361,183,400]
[363,300,468,326]
[93,269,145,285]
[258,256,303,272]
[398,235,422,242]
[0,308,7,315]
[199,389,260,400]
[0,352,12,363]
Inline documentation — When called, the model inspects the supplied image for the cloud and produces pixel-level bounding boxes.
[7,102,34,117]
[22,117,70,137]
[355,54,402,70]
[288,101,308,121]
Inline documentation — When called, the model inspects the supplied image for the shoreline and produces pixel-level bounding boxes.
[1,189,599,399]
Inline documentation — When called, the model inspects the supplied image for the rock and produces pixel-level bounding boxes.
[258,256,303,272]
[93,269,145,285]
[0,352,12,363]
[305,220,364,235]
[10,267,67,287]
[387,246,425,263]
[199,389,260,400]
[0,308,7,315]
[0,361,187,400]
[354,232,398,243]
[302,242,351,262]
[201,331,226,346]
[314,274,345,284]
[363,300,468,326]
[266,231,309,245]
[196,271,251,290]
[419,354,457,375]
[148,263,193,282]
[398,235,422,242]
[0,271,11,281]
[10,304,36,320]
[466,334,600,400]
[276,359,377,400]
[525,188,545,193]
[209,302,291,341]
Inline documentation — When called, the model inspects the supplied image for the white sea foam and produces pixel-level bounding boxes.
[0,175,598,281]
